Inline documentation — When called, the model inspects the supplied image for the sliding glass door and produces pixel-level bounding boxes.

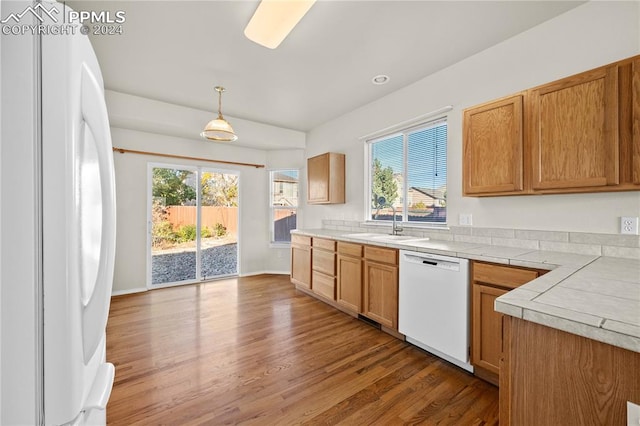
[148,164,238,287]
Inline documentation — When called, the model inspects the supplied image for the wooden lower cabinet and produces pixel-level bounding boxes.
[471,261,544,386]
[363,260,398,329]
[501,316,640,425]
[290,235,311,289]
[311,238,336,301]
[337,253,362,312]
[312,270,336,300]
[292,236,399,334]
[472,284,508,377]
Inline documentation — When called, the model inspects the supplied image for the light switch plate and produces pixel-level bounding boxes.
[627,401,640,426]
[620,217,639,235]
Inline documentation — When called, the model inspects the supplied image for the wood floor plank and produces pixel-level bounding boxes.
[106,274,498,425]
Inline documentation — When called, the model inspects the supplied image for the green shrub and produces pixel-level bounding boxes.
[201,226,212,238]
[177,224,197,242]
[214,223,227,237]
[152,221,179,247]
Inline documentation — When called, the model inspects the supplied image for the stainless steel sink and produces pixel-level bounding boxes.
[370,234,422,241]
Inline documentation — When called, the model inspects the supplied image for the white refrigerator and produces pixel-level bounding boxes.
[1,1,116,424]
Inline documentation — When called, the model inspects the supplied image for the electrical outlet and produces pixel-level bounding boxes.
[459,213,473,226]
[620,217,639,235]
[627,401,640,426]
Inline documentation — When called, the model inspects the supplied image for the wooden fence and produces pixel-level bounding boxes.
[166,207,298,238]
[167,206,238,234]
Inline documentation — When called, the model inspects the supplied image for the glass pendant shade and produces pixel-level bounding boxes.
[202,86,237,142]
[201,115,238,142]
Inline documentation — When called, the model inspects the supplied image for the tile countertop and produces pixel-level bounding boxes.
[292,229,640,353]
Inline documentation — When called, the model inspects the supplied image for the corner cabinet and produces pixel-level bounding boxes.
[307,152,345,204]
[471,261,544,386]
[463,54,640,197]
[463,94,525,196]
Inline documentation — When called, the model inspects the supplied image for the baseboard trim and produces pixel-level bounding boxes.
[239,270,289,277]
[112,287,147,296]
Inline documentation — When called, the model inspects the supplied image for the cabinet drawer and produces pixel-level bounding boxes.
[312,271,336,300]
[291,234,311,247]
[313,249,335,275]
[364,246,397,265]
[313,237,336,251]
[337,241,363,257]
[473,262,538,289]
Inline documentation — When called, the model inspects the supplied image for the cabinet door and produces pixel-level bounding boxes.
[307,153,345,204]
[530,65,619,190]
[307,153,330,203]
[291,245,311,289]
[463,94,524,195]
[363,261,398,329]
[337,254,362,313]
[472,284,508,376]
[633,57,640,184]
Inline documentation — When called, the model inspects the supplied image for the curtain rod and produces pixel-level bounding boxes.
[112,147,265,169]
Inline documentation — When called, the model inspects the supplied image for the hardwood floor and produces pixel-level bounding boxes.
[106,274,498,425]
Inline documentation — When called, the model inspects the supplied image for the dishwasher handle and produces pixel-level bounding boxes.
[402,253,462,272]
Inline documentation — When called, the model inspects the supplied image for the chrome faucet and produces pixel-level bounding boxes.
[390,204,403,235]
[377,196,403,235]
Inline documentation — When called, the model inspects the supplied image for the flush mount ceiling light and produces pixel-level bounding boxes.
[244,0,316,49]
[201,86,238,142]
[372,75,390,85]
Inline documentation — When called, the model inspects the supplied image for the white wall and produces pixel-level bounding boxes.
[303,1,640,234]
[108,95,306,293]
[0,1,39,422]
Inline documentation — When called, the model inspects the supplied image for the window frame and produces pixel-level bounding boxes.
[269,169,299,246]
[365,117,448,227]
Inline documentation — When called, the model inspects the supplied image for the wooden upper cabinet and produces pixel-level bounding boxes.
[464,54,640,197]
[635,57,640,184]
[530,65,619,190]
[625,56,640,185]
[307,152,345,204]
[463,94,525,195]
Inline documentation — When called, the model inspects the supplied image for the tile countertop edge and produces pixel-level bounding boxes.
[291,229,640,354]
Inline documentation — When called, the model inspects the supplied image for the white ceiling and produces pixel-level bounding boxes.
[70,1,582,132]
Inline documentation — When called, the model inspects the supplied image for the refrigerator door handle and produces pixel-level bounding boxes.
[80,62,117,363]
[82,363,115,412]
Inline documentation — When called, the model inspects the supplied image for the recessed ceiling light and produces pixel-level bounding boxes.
[372,75,389,85]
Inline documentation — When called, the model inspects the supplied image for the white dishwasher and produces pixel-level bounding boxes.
[398,250,472,372]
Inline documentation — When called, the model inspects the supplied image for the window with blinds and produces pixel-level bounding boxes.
[368,118,447,224]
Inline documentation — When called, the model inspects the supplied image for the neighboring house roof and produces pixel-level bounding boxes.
[409,187,446,200]
[273,172,298,183]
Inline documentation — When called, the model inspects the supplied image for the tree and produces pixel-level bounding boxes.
[201,172,238,207]
[371,158,398,208]
[152,168,196,206]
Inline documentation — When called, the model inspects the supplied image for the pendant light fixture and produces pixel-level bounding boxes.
[201,86,238,142]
